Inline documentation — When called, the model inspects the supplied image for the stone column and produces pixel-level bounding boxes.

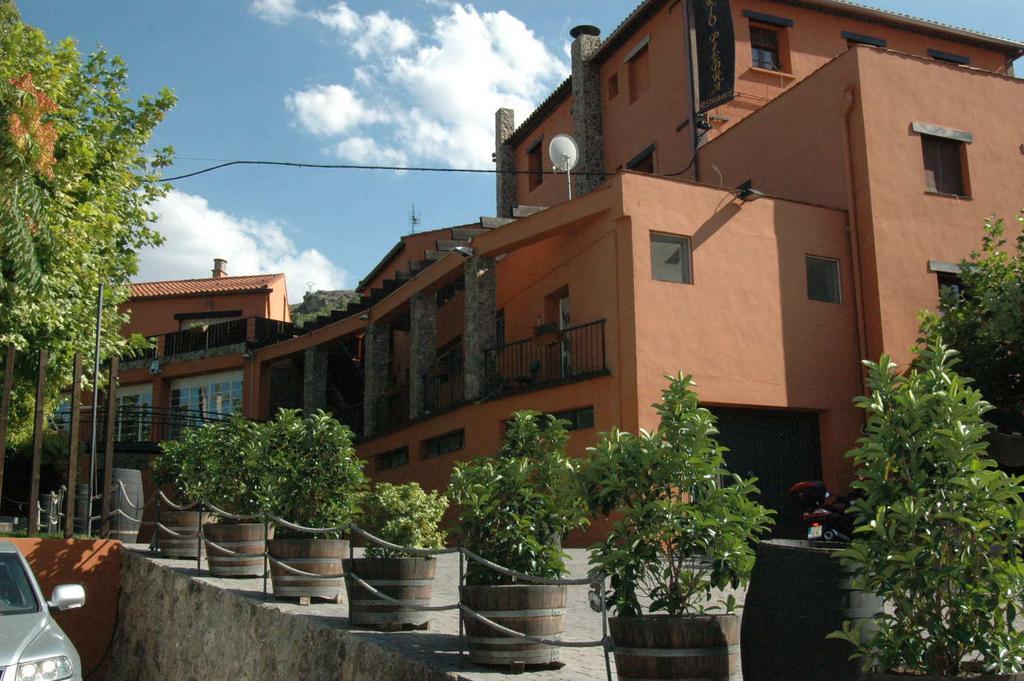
[571,27,604,196]
[409,292,437,419]
[463,256,497,401]
[495,108,517,218]
[362,322,391,436]
[302,345,328,413]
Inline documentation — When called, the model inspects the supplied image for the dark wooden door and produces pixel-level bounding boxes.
[710,408,822,539]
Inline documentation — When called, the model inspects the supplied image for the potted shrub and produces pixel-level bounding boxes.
[448,410,588,669]
[153,427,213,559]
[581,374,773,681]
[190,416,275,577]
[343,482,448,630]
[830,338,1024,679]
[265,409,366,604]
[532,322,563,347]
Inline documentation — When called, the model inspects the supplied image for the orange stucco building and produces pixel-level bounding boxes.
[100,1,1022,541]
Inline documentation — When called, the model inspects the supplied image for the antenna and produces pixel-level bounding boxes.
[409,204,421,233]
[548,134,579,200]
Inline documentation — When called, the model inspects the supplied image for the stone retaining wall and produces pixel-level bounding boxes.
[107,550,458,681]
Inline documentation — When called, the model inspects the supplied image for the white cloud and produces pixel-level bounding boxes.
[250,0,299,24]
[283,3,568,169]
[284,84,389,136]
[141,190,350,298]
[334,137,409,166]
[313,2,417,58]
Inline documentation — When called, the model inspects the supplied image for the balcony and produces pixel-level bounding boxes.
[122,316,297,363]
[423,345,464,415]
[486,319,608,396]
[79,405,232,449]
[373,391,409,435]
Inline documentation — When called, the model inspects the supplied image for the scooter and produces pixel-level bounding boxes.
[786,480,855,543]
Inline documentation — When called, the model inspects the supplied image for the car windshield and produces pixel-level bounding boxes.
[0,554,39,616]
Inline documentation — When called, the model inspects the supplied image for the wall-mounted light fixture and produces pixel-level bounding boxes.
[736,180,766,203]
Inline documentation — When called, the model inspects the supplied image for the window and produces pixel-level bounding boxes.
[928,49,970,66]
[842,31,886,48]
[551,406,595,431]
[423,429,464,459]
[921,135,968,196]
[527,138,543,191]
[806,256,842,304]
[650,234,693,284]
[377,447,409,471]
[608,72,619,100]
[750,25,782,71]
[626,144,655,174]
[937,272,964,298]
[627,43,650,103]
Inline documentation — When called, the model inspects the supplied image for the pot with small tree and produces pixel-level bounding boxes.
[153,427,212,559]
[448,410,588,669]
[829,337,1024,680]
[343,482,448,630]
[265,409,366,604]
[581,374,774,681]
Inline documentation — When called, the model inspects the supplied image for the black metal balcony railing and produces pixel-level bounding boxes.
[373,392,409,435]
[252,317,297,346]
[485,319,607,395]
[423,346,464,414]
[337,402,365,440]
[82,405,232,444]
[164,318,248,356]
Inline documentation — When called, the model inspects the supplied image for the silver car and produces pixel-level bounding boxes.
[0,541,85,681]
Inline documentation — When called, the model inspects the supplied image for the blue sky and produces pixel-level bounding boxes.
[18,1,1023,299]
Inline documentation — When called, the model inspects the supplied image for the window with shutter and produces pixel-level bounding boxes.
[921,135,968,196]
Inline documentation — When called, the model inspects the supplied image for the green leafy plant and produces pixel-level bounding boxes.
[921,213,1024,433]
[360,482,448,559]
[265,409,366,537]
[830,337,1024,676]
[581,374,773,618]
[448,410,588,585]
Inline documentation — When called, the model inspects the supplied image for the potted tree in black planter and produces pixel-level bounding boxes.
[266,409,366,604]
[830,337,1024,680]
[343,482,448,630]
[581,374,773,681]
[448,410,588,669]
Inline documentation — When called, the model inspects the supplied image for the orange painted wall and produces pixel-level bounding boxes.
[514,95,576,209]
[620,172,862,490]
[122,286,288,338]
[11,539,122,680]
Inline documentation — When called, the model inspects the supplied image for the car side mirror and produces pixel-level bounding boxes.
[48,584,86,611]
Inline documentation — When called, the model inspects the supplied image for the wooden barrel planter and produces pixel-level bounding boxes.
[110,468,144,543]
[460,584,566,669]
[741,539,884,681]
[268,538,347,603]
[342,557,436,630]
[203,522,270,577]
[609,614,740,681]
[155,510,206,558]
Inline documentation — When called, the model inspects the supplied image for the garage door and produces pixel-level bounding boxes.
[710,408,822,539]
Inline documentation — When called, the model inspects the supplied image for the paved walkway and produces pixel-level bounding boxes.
[131,546,746,680]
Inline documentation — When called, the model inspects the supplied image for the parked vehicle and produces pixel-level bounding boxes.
[0,541,86,681]
[787,480,855,543]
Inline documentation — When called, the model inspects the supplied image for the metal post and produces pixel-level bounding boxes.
[458,550,465,666]
[196,500,204,572]
[101,356,118,538]
[28,349,48,535]
[65,353,83,537]
[0,345,15,506]
[87,283,104,536]
[262,513,269,599]
[685,0,702,183]
[154,495,161,553]
[601,575,613,681]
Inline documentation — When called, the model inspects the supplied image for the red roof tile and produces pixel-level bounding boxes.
[131,273,284,299]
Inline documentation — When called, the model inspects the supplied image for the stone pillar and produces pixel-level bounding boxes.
[463,256,497,401]
[302,345,328,413]
[571,26,604,197]
[409,292,437,419]
[362,322,390,436]
[495,108,516,218]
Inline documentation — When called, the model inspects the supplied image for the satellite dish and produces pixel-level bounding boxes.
[549,134,579,172]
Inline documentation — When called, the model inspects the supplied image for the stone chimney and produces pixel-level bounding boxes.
[570,24,604,197]
[211,258,228,278]
[494,108,516,218]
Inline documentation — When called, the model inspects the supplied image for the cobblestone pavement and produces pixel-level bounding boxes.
[132,546,747,681]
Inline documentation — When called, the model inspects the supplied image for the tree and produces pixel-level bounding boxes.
[833,337,1024,675]
[0,0,175,440]
[921,213,1024,432]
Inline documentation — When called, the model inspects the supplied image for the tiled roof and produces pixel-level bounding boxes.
[131,273,284,299]
[506,77,573,148]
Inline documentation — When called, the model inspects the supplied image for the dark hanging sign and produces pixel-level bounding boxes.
[693,0,736,114]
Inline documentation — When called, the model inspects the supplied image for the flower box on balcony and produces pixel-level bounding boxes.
[532,324,563,347]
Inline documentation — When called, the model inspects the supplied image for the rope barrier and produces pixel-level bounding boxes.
[154,522,192,539]
[266,515,347,535]
[460,548,600,586]
[347,524,459,557]
[266,555,343,580]
[459,605,607,649]
[345,572,459,612]
[202,501,261,521]
[156,491,199,511]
